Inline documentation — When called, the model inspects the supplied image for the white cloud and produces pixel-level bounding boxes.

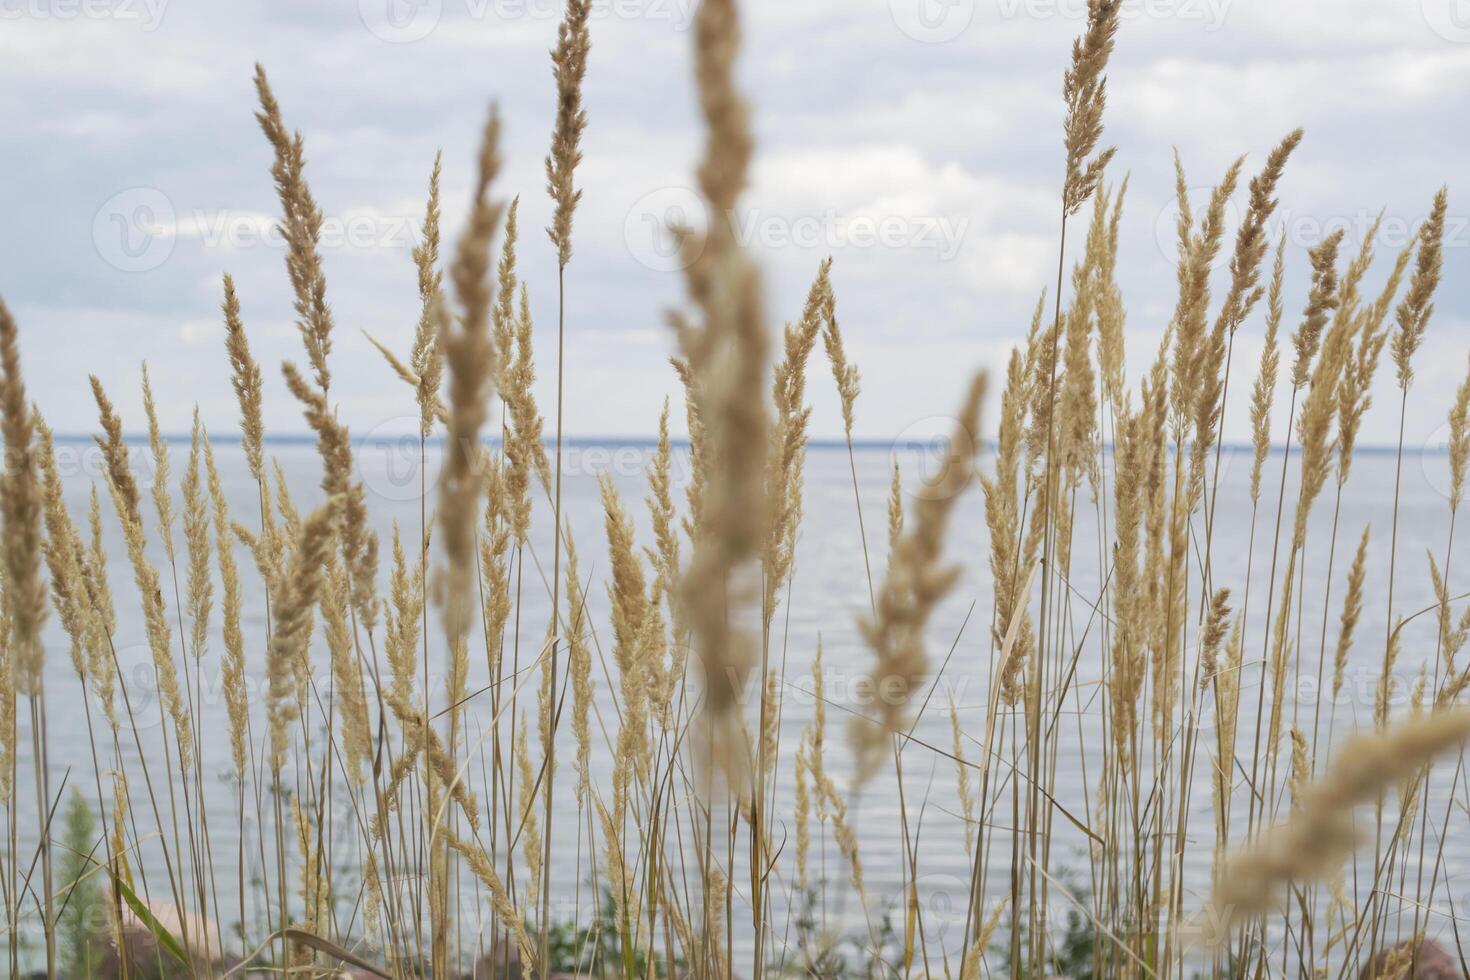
[177,318,217,345]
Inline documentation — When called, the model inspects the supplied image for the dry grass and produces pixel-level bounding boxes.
[0,0,1467,978]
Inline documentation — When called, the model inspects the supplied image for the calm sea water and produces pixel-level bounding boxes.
[15,436,1468,970]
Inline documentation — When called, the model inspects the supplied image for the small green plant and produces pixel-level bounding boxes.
[56,787,105,979]
[526,886,689,977]
[534,913,595,975]
[994,873,1097,979]
[789,884,847,977]
[782,882,906,978]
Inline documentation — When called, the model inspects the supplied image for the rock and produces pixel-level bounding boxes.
[96,923,204,978]
[462,947,595,978]
[465,947,520,978]
[88,893,231,979]
[1359,938,1460,979]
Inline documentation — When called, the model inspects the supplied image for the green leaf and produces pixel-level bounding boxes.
[112,872,189,967]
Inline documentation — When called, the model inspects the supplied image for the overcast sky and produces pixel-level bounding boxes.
[2,0,1468,452]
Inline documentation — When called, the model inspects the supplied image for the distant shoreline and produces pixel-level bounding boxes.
[47,432,1448,454]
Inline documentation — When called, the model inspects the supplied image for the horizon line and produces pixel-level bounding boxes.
[44,433,1445,455]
